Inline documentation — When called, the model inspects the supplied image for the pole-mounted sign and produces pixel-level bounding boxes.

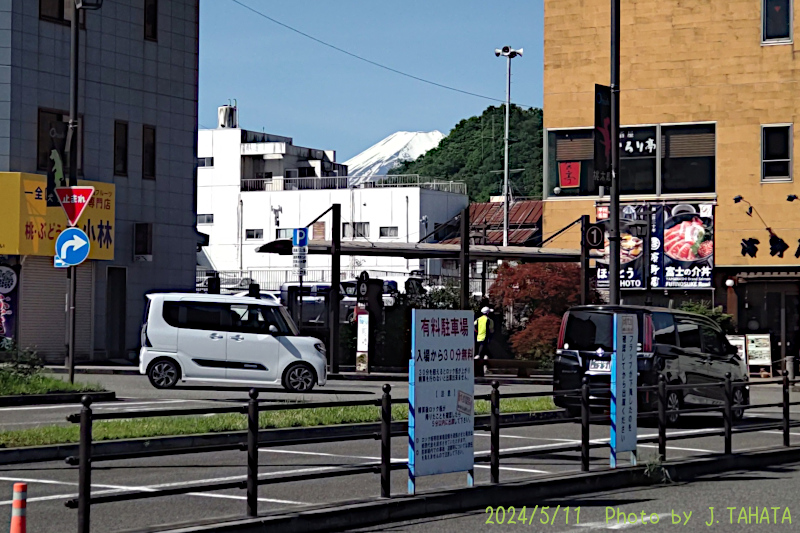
[292,228,308,277]
[55,186,94,227]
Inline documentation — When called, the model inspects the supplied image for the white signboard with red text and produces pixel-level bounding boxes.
[408,309,474,494]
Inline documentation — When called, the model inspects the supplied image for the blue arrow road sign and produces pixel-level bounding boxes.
[54,227,91,268]
[292,228,308,247]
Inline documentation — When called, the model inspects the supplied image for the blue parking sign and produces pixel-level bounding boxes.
[54,227,91,268]
[292,228,308,247]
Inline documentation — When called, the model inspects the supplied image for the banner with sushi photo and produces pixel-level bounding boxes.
[596,202,714,290]
[656,203,714,289]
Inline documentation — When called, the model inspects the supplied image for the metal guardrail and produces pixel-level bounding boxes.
[64,372,799,533]
[238,175,467,195]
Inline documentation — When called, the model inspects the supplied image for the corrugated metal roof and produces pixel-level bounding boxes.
[470,200,542,226]
[441,228,536,246]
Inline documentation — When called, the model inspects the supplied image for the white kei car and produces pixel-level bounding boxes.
[139,293,327,392]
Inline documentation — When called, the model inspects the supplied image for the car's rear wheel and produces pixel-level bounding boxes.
[282,363,316,393]
[732,387,747,422]
[148,358,180,389]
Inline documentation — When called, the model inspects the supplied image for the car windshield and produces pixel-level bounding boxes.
[277,306,300,335]
[563,310,644,352]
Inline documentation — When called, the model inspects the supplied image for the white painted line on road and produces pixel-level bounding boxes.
[261,448,550,474]
[0,474,306,506]
[573,512,671,530]
[760,430,800,437]
[475,430,714,454]
[0,399,191,413]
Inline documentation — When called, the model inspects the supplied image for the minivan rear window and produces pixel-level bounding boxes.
[563,310,643,352]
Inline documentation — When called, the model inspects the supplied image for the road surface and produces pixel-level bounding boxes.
[347,460,800,532]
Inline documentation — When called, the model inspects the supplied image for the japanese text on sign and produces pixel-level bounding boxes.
[409,310,475,488]
[610,313,638,467]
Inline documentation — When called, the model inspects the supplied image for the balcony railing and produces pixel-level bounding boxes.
[240,175,467,195]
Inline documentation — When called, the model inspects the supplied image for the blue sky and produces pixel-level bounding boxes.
[199,0,544,161]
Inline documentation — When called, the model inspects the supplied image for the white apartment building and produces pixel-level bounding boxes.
[196,106,469,286]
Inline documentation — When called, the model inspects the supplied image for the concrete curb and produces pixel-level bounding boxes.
[0,409,567,465]
[126,446,800,533]
[0,390,115,407]
[46,366,140,376]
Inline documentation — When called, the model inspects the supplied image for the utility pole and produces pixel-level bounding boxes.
[65,1,102,384]
[608,0,622,305]
[65,2,81,384]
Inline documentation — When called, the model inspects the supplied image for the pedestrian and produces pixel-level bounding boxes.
[474,307,494,374]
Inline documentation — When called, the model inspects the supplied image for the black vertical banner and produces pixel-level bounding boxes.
[593,84,612,187]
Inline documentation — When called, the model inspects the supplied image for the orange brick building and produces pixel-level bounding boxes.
[542,0,800,372]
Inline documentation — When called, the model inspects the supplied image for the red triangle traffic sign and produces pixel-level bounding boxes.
[55,186,95,226]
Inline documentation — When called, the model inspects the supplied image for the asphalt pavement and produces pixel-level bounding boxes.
[0,375,797,532]
[346,460,800,532]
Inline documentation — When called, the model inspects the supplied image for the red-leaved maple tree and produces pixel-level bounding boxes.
[489,263,599,362]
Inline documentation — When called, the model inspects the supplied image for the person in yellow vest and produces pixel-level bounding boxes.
[474,307,494,366]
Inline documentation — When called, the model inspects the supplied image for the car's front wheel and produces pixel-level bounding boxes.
[282,363,316,393]
[148,358,180,389]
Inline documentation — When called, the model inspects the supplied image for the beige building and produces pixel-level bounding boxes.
[543,0,800,373]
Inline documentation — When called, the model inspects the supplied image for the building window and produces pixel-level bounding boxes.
[197,214,214,224]
[142,124,156,180]
[661,124,716,194]
[380,226,399,238]
[37,109,82,175]
[40,0,85,25]
[276,228,293,239]
[546,123,716,197]
[245,229,263,240]
[762,125,792,182]
[197,157,214,168]
[763,0,792,43]
[114,121,128,176]
[144,0,158,41]
[134,223,153,257]
[343,222,369,238]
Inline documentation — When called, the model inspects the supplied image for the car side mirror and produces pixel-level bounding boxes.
[726,344,739,356]
[269,325,279,335]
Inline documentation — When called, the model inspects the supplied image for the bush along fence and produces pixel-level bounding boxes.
[63,373,799,533]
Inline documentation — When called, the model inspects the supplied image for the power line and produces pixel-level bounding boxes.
[229,0,536,109]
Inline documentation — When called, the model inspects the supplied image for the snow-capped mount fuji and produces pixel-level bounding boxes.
[345,131,444,185]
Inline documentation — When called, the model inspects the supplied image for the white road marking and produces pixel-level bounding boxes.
[0,475,305,506]
[571,513,671,531]
[0,399,192,413]
[261,448,550,474]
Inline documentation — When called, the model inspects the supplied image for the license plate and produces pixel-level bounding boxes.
[589,359,611,372]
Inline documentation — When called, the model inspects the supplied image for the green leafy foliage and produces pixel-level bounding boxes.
[0,341,104,396]
[678,300,735,333]
[391,105,544,202]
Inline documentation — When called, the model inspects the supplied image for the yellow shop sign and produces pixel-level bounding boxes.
[0,172,115,260]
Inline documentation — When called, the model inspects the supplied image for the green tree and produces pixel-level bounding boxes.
[679,300,736,334]
[391,105,543,202]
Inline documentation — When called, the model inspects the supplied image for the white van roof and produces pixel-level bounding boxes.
[146,292,280,306]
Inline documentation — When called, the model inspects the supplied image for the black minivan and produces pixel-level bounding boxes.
[553,305,749,423]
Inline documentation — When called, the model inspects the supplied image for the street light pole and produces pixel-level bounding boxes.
[503,55,510,248]
[608,0,622,305]
[495,46,522,248]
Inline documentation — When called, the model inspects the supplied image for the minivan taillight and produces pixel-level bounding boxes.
[557,312,568,349]
[643,314,653,353]
[141,324,152,347]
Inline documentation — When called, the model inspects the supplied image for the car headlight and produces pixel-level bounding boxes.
[314,343,326,355]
